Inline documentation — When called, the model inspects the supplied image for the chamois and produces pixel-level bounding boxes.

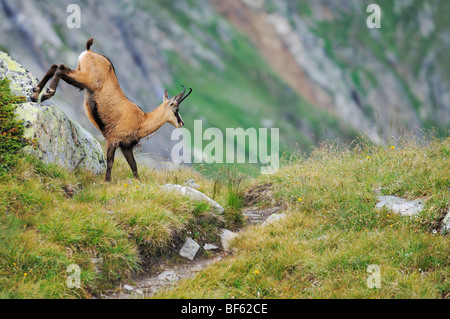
[30,38,192,182]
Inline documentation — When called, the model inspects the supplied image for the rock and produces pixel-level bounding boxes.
[162,184,224,213]
[262,213,287,226]
[157,270,180,284]
[203,243,219,250]
[0,52,106,174]
[134,289,144,295]
[220,229,238,252]
[242,206,283,224]
[375,195,425,217]
[179,237,201,260]
[123,284,134,291]
[441,209,450,234]
[184,179,199,189]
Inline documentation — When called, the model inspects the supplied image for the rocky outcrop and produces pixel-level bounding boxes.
[0,0,447,155]
[0,52,106,174]
[211,0,449,141]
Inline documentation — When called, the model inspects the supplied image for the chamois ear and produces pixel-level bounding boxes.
[163,89,169,102]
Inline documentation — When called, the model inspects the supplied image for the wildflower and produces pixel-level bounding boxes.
[391,146,395,150]
[253,270,259,274]
[124,183,129,187]
[23,273,27,277]
[298,198,302,202]
[386,214,390,218]
[390,225,393,228]
[432,229,437,234]
[366,156,370,159]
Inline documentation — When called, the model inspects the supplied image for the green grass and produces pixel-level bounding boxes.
[0,153,234,298]
[155,134,449,299]
[1,133,448,298]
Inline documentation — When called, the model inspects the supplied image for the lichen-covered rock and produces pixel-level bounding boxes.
[0,52,105,174]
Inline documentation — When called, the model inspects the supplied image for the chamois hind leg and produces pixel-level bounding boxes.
[30,64,58,102]
[105,142,119,182]
[40,64,90,102]
[120,146,139,180]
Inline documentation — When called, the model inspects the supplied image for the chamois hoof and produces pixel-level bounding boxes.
[40,94,51,103]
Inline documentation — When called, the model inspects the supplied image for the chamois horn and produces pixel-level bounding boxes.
[177,85,192,104]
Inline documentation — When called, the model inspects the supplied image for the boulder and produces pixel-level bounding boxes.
[0,52,106,174]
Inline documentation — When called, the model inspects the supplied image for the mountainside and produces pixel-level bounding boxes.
[0,0,448,163]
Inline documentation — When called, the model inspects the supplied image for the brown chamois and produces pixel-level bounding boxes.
[30,38,192,182]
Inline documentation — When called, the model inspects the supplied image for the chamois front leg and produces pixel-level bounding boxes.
[40,64,90,102]
[30,64,58,102]
[120,146,139,180]
[105,141,119,182]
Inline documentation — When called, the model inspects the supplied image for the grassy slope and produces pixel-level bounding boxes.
[1,135,448,298]
[0,154,236,298]
[155,136,449,299]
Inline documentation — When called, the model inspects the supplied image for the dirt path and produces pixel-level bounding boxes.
[101,252,225,299]
[101,183,283,299]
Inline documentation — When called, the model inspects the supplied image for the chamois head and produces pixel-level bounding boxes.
[163,85,192,128]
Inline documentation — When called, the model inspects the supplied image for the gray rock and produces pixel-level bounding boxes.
[157,270,180,284]
[375,195,425,217]
[203,243,219,250]
[242,206,283,224]
[123,284,134,291]
[162,184,224,213]
[0,52,106,174]
[179,237,200,260]
[441,209,450,234]
[220,229,238,252]
[262,213,287,226]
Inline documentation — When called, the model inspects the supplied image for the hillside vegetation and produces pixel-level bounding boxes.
[156,135,449,299]
[0,130,448,298]
[0,153,240,298]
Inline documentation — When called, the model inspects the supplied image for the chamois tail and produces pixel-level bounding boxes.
[86,38,94,51]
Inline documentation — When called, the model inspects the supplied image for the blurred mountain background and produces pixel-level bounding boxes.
[0,0,449,171]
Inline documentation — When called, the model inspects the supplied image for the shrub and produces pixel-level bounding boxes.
[0,78,27,174]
